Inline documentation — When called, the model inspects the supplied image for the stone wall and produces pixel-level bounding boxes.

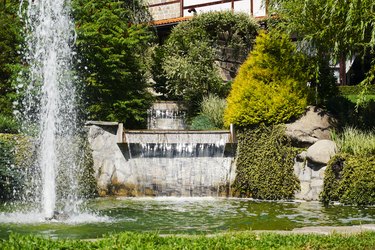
[294,153,326,201]
[148,0,181,21]
[293,140,337,200]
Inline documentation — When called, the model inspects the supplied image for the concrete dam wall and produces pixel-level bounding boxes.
[86,122,237,197]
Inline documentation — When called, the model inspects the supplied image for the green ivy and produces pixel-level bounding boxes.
[232,125,300,200]
[321,153,375,205]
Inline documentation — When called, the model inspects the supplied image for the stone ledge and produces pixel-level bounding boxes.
[85,121,119,126]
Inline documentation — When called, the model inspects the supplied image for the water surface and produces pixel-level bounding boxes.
[0,197,374,239]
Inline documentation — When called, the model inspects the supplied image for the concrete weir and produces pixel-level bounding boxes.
[86,122,237,197]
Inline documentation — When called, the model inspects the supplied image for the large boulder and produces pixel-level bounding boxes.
[306,139,337,165]
[286,106,336,147]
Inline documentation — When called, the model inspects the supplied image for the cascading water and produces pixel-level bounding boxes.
[20,0,80,219]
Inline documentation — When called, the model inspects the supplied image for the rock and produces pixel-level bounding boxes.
[286,106,336,147]
[299,167,312,181]
[306,140,337,165]
[296,151,307,162]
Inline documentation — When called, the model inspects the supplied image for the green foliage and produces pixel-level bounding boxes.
[0,134,34,201]
[321,154,375,205]
[326,96,375,129]
[332,127,375,156]
[154,11,259,113]
[0,114,19,134]
[232,125,300,200]
[3,231,375,249]
[312,58,339,105]
[191,95,226,130]
[323,127,375,205]
[161,40,222,104]
[269,0,375,87]
[0,1,22,117]
[190,115,217,130]
[224,31,311,127]
[339,85,375,96]
[0,136,16,200]
[72,0,155,128]
[269,0,375,60]
[77,134,97,198]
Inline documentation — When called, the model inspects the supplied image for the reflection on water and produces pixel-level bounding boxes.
[0,197,374,239]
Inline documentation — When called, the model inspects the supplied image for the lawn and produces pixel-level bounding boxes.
[1,231,375,250]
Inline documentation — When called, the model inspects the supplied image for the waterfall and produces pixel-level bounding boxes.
[113,130,236,196]
[20,0,79,219]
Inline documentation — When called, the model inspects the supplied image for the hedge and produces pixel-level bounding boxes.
[339,85,375,96]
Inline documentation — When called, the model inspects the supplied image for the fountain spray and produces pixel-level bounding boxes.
[21,0,80,219]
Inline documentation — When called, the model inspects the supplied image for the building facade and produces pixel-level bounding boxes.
[147,0,267,22]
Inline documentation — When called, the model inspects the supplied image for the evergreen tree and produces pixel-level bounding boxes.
[72,0,155,128]
[0,1,22,117]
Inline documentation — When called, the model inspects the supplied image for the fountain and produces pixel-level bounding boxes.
[0,0,374,240]
[19,0,81,219]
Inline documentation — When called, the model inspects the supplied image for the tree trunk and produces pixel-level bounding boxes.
[339,55,347,85]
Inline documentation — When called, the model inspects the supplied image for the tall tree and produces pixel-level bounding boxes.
[268,0,375,86]
[0,0,22,117]
[72,0,155,128]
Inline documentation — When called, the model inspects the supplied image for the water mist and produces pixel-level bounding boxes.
[20,0,80,219]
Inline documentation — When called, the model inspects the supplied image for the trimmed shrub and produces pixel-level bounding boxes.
[321,154,375,205]
[232,125,300,200]
[224,31,311,127]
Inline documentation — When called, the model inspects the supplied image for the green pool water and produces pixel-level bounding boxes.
[0,197,374,239]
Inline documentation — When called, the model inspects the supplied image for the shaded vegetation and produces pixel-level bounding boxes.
[268,0,375,87]
[232,125,300,199]
[326,96,375,130]
[0,114,19,134]
[0,134,34,201]
[153,11,259,114]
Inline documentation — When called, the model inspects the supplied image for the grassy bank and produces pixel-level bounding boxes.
[1,232,375,249]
